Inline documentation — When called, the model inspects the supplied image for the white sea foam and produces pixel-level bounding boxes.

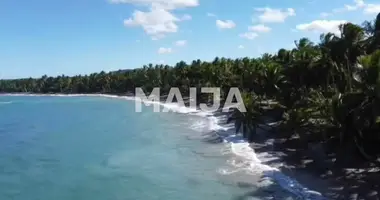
[3,93,326,199]
[193,113,326,199]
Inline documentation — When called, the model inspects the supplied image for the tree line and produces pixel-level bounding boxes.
[1,13,380,163]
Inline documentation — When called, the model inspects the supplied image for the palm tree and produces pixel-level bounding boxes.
[330,51,380,161]
[227,92,263,142]
[259,62,286,98]
[363,13,380,54]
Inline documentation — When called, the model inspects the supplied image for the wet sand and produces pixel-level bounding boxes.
[212,110,380,200]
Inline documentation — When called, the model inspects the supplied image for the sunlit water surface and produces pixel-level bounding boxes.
[0,95,324,200]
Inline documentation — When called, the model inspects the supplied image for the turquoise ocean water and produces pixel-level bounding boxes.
[0,95,325,200]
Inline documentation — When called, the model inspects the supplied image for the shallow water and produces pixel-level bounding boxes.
[0,95,324,200]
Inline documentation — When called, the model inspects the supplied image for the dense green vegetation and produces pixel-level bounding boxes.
[1,13,380,163]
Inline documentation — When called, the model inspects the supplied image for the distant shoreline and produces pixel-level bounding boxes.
[0,92,223,111]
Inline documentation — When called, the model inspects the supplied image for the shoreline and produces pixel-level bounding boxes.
[210,110,329,199]
[2,93,379,199]
[0,93,331,198]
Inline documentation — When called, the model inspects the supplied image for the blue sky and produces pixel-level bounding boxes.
[0,0,379,79]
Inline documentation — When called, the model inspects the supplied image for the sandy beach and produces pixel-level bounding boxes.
[209,107,380,200]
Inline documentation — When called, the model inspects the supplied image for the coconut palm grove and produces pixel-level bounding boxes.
[2,11,380,177]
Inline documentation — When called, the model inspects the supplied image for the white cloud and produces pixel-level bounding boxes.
[364,4,380,14]
[333,0,365,13]
[255,7,296,23]
[238,45,244,49]
[158,47,172,54]
[114,0,199,40]
[124,8,179,40]
[344,4,357,11]
[181,14,192,21]
[207,13,217,17]
[249,24,271,33]
[240,24,263,40]
[324,0,379,16]
[296,20,347,34]
[333,6,353,13]
[110,0,199,10]
[159,60,165,64]
[355,0,365,8]
[175,40,187,46]
[239,32,258,40]
[216,20,236,29]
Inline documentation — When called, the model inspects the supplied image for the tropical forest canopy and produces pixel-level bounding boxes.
[1,13,380,163]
